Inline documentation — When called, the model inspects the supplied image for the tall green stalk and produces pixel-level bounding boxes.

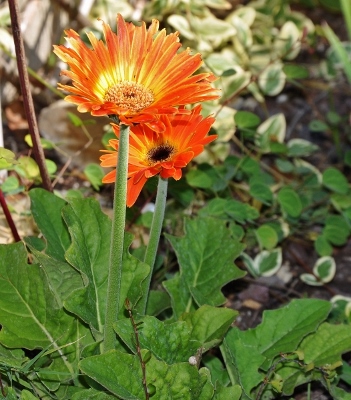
[140,176,168,315]
[103,123,130,353]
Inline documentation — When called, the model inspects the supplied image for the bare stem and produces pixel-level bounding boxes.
[8,0,52,192]
[140,176,168,315]
[103,123,130,352]
[0,189,21,242]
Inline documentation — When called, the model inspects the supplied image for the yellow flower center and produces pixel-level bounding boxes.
[147,144,176,165]
[104,81,154,113]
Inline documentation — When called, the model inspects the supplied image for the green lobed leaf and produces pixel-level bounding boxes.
[114,316,202,364]
[80,350,214,399]
[165,217,245,311]
[0,242,81,387]
[180,305,238,352]
[62,198,111,334]
[80,351,144,399]
[301,322,351,366]
[115,306,237,365]
[29,188,70,262]
[26,243,83,309]
[221,299,331,398]
[62,197,150,334]
[277,322,351,396]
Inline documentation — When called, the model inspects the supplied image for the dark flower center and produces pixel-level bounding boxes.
[147,144,175,164]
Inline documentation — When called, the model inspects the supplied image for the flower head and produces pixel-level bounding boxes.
[54,14,219,132]
[100,105,216,206]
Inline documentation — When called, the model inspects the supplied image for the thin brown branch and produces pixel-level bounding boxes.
[0,189,21,242]
[8,0,52,192]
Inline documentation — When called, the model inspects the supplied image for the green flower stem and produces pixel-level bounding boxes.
[141,176,168,315]
[103,123,130,353]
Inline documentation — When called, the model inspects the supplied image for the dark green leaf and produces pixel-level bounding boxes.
[314,235,333,256]
[234,111,261,128]
[221,299,331,397]
[255,225,279,250]
[165,218,245,313]
[186,168,213,189]
[249,183,273,205]
[80,351,214,399]
[277,187,302,217]
[283,64,309,79]
[309,120,329,132]
[323,167,349,194]
[146,290,171,316]
[29,189,70,262]
[323,214,350,246]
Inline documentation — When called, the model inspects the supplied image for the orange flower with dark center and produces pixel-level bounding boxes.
[100,105,217,206]
[53,14,219,132]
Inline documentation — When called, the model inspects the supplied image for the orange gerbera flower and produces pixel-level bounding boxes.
[53,14,219,132]
[100,105,216,206]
